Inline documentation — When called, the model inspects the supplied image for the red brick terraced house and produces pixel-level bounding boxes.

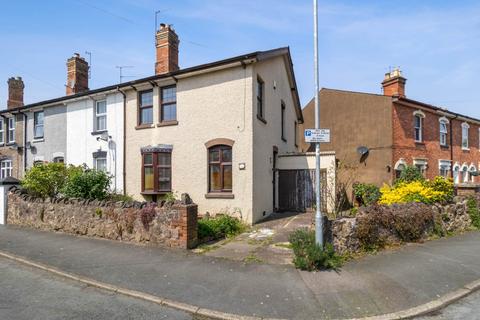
[300,68,480,193]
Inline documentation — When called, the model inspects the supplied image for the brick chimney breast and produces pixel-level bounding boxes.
[155,24,179,75]
[66,53,89,95]
[382,68,406,98]
[7,76,25,109]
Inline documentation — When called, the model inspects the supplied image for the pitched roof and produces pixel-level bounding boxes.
[1,47,303,122]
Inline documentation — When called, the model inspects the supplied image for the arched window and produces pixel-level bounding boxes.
[453,163,460,184]
[394,159,407,179]
[469,164,477,183]
[208,145,232,193]
[413,110,425,142]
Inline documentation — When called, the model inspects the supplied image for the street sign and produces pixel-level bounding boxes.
[304,129,330,143]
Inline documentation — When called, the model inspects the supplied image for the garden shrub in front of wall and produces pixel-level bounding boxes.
[198,215,247,240]
[62,166,111,200]
[355,203,434,250]
[396,165,425,184]
[379,177,453,206]
[22,163,70,198]
[467,197,480,229]
[289,229,343,271]
[353,183,381,206]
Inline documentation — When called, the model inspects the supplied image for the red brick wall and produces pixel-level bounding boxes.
[392,102,480,182]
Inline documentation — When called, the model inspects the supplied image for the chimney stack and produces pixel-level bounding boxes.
[66,53,89,95]
[382,68,406,98]
[155,23,179,75]
[7,76,25,109]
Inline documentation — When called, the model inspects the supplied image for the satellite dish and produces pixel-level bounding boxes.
[357,146,369,156]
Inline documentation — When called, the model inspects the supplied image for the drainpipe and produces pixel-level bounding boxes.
[18,111,27,176]
[450,115,457,179]
[117,87,127,196]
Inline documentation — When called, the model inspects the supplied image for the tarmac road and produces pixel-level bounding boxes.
[416,290,480,320]
[0,257,192,320]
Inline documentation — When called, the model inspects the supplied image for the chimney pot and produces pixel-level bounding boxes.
[7,76,25,109]
[66,53,89,95]
[155,23,179,75]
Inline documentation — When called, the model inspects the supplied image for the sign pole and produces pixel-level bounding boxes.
[313,0,323,247]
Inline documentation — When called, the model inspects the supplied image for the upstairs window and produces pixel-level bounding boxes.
[139,90,153,125]
[439,119,448,146]
[8,117,15,143]
[160,86,177,122]
[0,119,4,145]
[141,150,172,193]
[281,101,286,141]
[34,111,44,139]
[208,145,232,193]
[414,114,423,142]
[256,76,265,121]
[461,122,469,149]
[95,100,107,132]
[0,159,12,179]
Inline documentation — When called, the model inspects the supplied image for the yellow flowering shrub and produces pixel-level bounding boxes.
[379,180,448,205]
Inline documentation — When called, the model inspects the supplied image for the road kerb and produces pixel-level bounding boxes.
[1,249,480,320]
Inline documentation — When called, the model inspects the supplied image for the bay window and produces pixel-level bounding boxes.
[0,159,12,179]
[141,148,172,193]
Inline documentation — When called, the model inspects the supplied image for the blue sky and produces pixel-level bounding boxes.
[1,0,479,116]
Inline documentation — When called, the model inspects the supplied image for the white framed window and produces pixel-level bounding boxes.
[438,160,451,178]
[0,118,4,145]
[0,159,12,179]
[461,122,469,149]
[414,115,423,142]
[53,157,64,163]
[95,157,107,172]
[413,159,427,177]
[7,117,15,143]
[95,100,107,132]
[34,111,44,139]
[394,159,407,179]
[439,118,448,146]
[453,163,460,184]
[461,164,469,183]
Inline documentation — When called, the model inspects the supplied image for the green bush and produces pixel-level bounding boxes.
[396,165,424,184]
[353,183,380,206]
[289,229,343,271]
[467,197,480,229]
[107,192,134,202]
[198,215,247,239]
[22,163,70,198]
[62,167,111,200]
[426,176,454,203]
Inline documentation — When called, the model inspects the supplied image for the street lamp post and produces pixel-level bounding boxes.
[313,0,323,247]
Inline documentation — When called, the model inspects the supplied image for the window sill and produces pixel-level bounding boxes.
[415,141,425,146]
[157,120,178,127]
[440,144,449,149]
[91,130,108,136]
[141,191,170,196]
[135,124,154,130]
[462,147,470,151]
[205,193,234,199]
[6,142,15,146]
[257,115,267,124]
[32,138,44,143]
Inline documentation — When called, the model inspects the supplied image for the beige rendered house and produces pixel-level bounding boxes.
[123,25,303,224]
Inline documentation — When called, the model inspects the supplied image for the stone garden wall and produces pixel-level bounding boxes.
[7,187,198,249]
[329,198,473,254]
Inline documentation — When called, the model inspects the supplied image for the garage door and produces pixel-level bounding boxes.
[278,169,327,212]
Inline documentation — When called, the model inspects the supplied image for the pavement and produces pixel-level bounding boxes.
[202,211,311,264]
[0,256,192,320]
[1,225,480,319]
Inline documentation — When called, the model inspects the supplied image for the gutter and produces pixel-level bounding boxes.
[117,87,127,196]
